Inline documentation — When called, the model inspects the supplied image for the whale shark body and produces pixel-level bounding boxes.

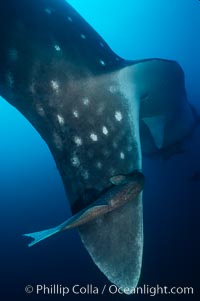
[0,0,198,293]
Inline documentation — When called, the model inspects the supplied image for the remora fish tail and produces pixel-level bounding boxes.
[24,171,145,248]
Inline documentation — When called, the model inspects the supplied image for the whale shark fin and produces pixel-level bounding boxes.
[142,115,165,149]
[78,194,143,292]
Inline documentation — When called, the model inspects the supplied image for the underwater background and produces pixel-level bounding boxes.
[0,0,200,300]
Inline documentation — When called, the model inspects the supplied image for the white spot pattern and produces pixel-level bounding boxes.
[71,156,80,167]
[36,104,45,117]
[115,111,123,121]
[67,16,72,22]
[57,114,65,125]
[51,80,59,93]
[90,133,98,141]
[109,86,118,94]
[96,162,102,169]
[54,44,61,51]
[99,59,106,66]
[102,126,108,135]
[73,110,79,118]
[80,34,86,39]
[82,97,89,105]
[120,152,125,159]
[74,136,82,146]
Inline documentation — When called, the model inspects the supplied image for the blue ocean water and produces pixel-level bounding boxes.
[0,0,200,300]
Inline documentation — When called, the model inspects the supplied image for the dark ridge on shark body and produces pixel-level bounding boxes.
[0,0,197,293]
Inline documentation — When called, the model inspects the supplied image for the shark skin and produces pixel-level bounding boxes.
[0,0,197,293]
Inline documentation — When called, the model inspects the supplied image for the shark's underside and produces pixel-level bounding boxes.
[0,0,197,293]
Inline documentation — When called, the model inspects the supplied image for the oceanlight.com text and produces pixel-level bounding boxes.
[25,284,194,296]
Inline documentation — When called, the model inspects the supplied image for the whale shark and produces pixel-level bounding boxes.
[0,0,198,293]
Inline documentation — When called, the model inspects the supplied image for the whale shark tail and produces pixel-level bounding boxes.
[79,195,143,292]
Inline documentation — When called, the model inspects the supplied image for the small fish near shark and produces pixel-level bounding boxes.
[24,171,145,247]
[0,0,198,293]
